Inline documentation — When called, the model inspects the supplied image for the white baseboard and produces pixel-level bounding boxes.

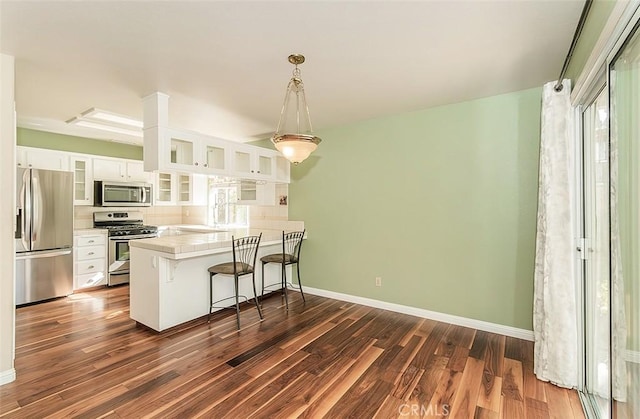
[625,349,640,364]
[303,286,534,341]
[0,368,15,386]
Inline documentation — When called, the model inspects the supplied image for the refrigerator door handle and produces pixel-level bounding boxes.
[20,171,30,250]
[31,172,41,245]
[16,249,72,260]
[15,208,22,239]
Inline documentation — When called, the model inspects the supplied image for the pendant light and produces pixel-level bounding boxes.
[271,54,322,165]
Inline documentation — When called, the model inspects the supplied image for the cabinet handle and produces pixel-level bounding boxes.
[88,265,94,269]
[250,170,254,173]
[195,162,199,166]
[88,252,94,255]
[88,240,95,243]
[204,163,208,167]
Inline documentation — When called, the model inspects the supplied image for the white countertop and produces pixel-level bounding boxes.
[129,228,295,259]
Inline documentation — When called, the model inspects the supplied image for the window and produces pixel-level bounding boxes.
[207,181,248,228]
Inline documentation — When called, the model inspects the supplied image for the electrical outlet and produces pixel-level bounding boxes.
[375,277,382,287]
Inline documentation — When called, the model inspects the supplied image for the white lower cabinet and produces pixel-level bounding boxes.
[74,231,108,290]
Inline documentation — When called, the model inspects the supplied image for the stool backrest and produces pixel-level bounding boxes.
[283,230,305,259]
[232,233,262,271]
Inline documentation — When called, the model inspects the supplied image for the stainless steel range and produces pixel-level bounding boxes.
[93,211,158,286]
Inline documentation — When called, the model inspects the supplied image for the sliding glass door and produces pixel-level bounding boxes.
[610,21,640,419]
[582,87,612,418]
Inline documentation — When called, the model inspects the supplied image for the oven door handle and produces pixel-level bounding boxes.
[109,234,157,241]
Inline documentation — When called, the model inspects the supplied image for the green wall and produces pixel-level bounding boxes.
[565,0,617,81]
[289,87,542,330]
[17,128,143,160]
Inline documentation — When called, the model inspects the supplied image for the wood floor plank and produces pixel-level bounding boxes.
[484,333,505,378]
[410,321,449,369]
[476,405,500,419]
[1,286,586,419]
[477,375,502,413]
[525,396,551,419]
[545,381,577,419]
[298,345,384,418]
[392,365,424,400]
[380,335,425,385]
[567,389,586,419]
[502,358,524,401]
[501,395,525,419]
[448,356,485,418]
[426,368,462,416]
[523,361,547,402]
[447,345,470,373]
[407,354,449,408]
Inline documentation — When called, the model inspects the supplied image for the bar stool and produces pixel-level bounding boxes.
[207,233,263,330]
[260,230,305,310]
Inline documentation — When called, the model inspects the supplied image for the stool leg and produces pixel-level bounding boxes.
[296,262,306,303]
[208,272,213,323]
[282,262,289,310]
[252,272,263,320]
[261,261,266,304]
[234,275,241,330]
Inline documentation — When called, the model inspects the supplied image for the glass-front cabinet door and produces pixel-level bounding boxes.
[204,143,227,172]
[168,131,229,174]
[170,137,195,168]
[177,174,191,204]
[155,172,174,205]
[231,146,276,180]
[71,157,92,205]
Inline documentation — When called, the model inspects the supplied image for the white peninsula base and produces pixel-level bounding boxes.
[130,231,295,332]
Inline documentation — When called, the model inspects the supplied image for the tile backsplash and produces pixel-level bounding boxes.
[74,205,183,229]
[75,184,300,230]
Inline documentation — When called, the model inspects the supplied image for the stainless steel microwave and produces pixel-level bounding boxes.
[94,181,153,207]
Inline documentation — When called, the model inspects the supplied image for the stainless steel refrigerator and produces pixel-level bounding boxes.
[15,168,74,305]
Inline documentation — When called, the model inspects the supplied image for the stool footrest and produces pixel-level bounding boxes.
[210,294,252,309]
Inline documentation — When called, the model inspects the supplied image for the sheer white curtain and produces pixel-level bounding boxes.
[533,79,579,388]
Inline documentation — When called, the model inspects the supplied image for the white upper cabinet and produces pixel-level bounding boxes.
[17,146,69,172]
[177,173,208,206]
[93,158,151,182]
[154,172,207,206]
[165,130,230,175]
[231,145,277,181]
[236,180,276,206]
[142,92,289,183]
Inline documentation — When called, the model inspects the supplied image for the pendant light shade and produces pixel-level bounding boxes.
[271,54,322,165]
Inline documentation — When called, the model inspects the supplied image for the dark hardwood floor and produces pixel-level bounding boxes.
[0,286,584,418]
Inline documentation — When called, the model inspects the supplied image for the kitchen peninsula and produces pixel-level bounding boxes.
[129,225,303,332]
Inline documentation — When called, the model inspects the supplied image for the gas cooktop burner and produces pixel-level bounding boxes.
[104,225,158,237]
[93,211,158,237]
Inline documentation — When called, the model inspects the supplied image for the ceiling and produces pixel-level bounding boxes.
[1,1,585,145]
